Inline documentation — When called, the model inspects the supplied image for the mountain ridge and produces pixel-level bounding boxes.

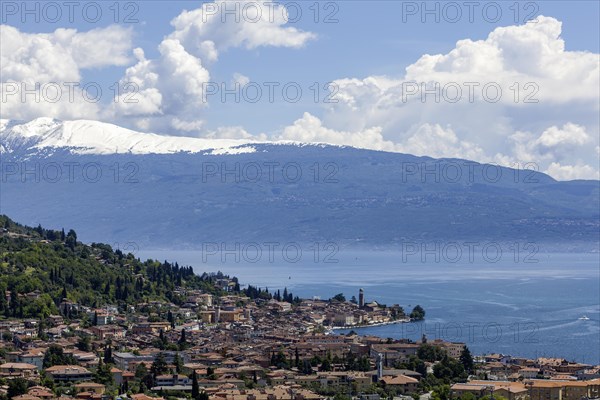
[1,118,598,251]
[0,117,261,156]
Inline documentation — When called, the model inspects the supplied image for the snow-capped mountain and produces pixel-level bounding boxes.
[1,118,598,251]
[0,117,261,156]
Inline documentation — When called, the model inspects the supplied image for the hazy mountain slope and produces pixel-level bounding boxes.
[1,119,598,251]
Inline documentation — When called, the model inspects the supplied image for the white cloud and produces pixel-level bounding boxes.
[546,162,599,180]
[279,114,488,161]
[232,72,250,87]
[398,124,487,160]
[206,125,267,140]
[63,25,133,68]
[309,16,599,180]
[0,25,132,82]
[489,123,599,180]
[105,39,211,129]
[508,124,593,162]
[169,0,316,61]
[404,16,599,103]
[1,25,79,83]
[0,24,133,121]
[536,123,591,148]
[107,1,316,133]
[280,112,395,151]
[171,118,205,132]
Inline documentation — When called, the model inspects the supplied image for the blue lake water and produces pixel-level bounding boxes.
[138,249,600,364]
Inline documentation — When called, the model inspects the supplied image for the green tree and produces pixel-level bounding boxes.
[460,393,477,400]
[65,229,77,251]
[410,305,425,320]
[433,355,467,383]
[103,344,113,364]
[43,345,77,367]
[192,371,200,399]
[167,310,175,329]
[331,293,346,302]
[270,351,289,369]
[417,344,446,362]
[174,353,183,373]
[320,358,332,371]
[151,353,168,376]
[77,336,91,352]
[207,366,216,380]
[301,359,313,374]
[431,385,451,400]
[178,328,189,350]
[94,359,114,385]
[135,363,148,380]
[398,355,426,376]
[460,346,474,374]
[7,377,29,398]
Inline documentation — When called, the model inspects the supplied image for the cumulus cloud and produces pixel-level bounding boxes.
[0,24,132,82]
[536,123,591,148]
[308,16,599,180]
[63,25,133,68]
[171,118,205,132]
[280,112,395,151]
[279,114,488,161]
[397,124,487,160]
[492,123,598,179]
[508,124,593,163]
[1,0,317,132]
[103,39,211,134]
[206,125,267,140]
[232,72,250,87]
[169,0,316,61]
[0,24,133,121]
[107,0,316,133]
[546,162,599,180]
[404,16,599,103]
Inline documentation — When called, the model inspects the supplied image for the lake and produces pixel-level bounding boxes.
[138,248,600,364]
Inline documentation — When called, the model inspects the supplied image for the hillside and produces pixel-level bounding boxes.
[0,215,233,320]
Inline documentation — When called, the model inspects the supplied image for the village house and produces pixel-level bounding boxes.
[89,324,126,340]
[154,373,192,387]
[379,374,419,394]
[370,343,419,363]
[45,365,93,382]
[0,362,39,380]
[18,350,45,371]
[113,352,156,371]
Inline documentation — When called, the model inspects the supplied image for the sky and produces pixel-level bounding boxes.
[1,0,599,180]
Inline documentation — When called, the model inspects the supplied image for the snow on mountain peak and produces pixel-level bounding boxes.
[0,118,262,155]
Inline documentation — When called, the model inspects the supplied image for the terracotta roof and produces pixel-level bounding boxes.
[0,362,38,369]
[380,374,419,385]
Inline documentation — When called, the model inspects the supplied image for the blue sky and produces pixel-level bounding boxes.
[1,1,599,179]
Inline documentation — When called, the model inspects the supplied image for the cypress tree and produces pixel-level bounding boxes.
[192,371,200,399]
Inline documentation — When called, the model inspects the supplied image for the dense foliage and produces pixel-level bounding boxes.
[0,215,229,319]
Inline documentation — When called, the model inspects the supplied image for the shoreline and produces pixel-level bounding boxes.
[328,318,413,331]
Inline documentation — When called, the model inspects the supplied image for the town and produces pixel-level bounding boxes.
[0,217,598,400]
[1,284,598,400]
